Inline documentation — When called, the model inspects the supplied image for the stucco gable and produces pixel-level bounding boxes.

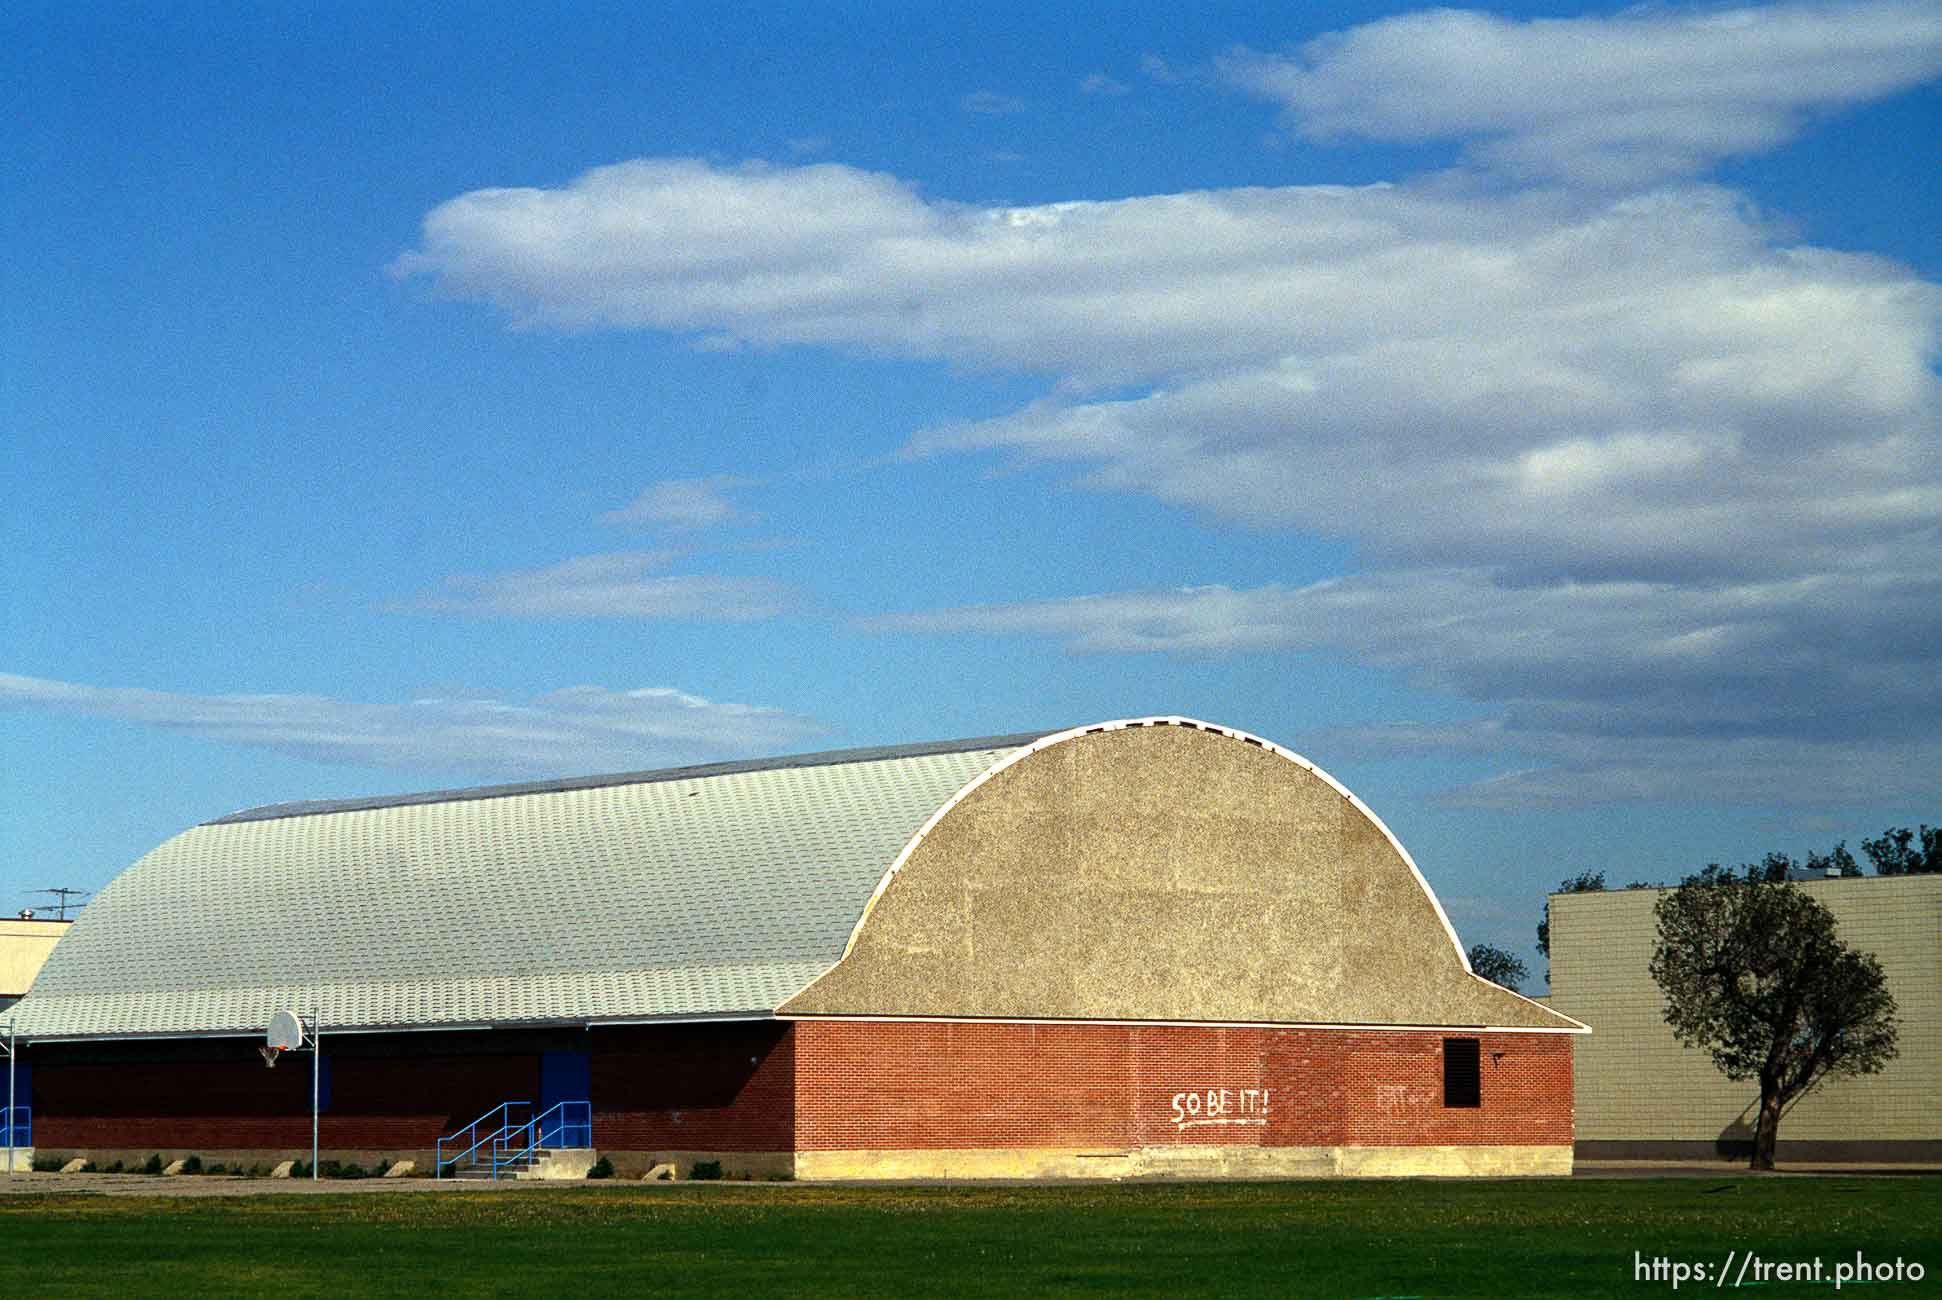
[783,720,1581,1031]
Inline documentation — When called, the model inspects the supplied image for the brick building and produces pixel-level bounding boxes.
[1547,875,1939,1164]
[9,717,1583,1178]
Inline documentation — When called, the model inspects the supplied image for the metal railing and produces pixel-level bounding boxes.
[494,1100,593,1171]
[436,1100,530,1180]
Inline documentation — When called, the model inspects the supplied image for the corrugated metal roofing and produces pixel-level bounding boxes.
[11,733,1048,1040]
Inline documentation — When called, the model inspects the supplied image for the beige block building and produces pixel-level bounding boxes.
[1548,874,1940,1162]
[1,918,72,1015]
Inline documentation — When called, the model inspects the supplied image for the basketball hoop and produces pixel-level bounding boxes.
[267,1010,306,1051]
[264,1007,322,1182]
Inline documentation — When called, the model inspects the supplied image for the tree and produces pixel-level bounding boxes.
[1467,943,1529,992]
[1862,825,1942,875]
[1649,876,1899,1170]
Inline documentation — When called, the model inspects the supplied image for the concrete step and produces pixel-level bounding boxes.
[514,1148,598,1180]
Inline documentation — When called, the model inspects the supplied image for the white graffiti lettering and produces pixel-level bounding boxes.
[1169,1087,1271,1129]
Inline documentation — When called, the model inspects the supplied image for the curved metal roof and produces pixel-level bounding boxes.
[10,733,1047,1040]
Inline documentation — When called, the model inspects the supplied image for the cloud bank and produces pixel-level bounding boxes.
[867,572,1942,808]
[0,672,827,777]
[392,3,1942,808]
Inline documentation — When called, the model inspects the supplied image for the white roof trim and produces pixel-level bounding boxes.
[782,1012,1588,1035]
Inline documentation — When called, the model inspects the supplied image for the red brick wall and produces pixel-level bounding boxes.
[32,1039,542,1151]
[793,1020,1573,1151]
[1332,1031,1573,1148]
[29,1020,1572,1157]
[30,1024,798,1155]
[592,1022,794,1152]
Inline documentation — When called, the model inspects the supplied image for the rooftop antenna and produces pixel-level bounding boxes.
[27,888,91,920]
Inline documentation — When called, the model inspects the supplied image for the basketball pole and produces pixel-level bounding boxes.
[5,1019,15,1176]
[311,1006,321,1183]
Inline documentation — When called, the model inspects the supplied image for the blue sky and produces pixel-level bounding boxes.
[4,1,1938,982]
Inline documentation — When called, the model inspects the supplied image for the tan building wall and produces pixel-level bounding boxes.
[1549,875,1940,1161]
[1,918,71,1007]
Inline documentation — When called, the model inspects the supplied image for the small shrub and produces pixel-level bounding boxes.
[33,1154,65,1172]
[766,1170,795,1182]
[689,1159,722,1181]
[141,1154,164,1176]
[586,1156,614,1180]
[206,1163,227,1176]
[180,1155,203,1175]
[247,1163,266,1177]
[374,1158,391,1177]
[106,1160,125,1173]
[289,1160,311,1179]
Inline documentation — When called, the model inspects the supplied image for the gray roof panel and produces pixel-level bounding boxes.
[11,735,1046,1040]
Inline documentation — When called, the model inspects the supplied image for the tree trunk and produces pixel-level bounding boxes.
[1750,1085,1785,1171]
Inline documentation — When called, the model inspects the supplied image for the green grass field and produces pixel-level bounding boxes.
[3,1177,1936,1297]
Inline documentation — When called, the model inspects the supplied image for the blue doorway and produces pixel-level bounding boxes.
[539,1050,591,1147]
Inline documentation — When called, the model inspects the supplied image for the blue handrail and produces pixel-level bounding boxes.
[436,1100,530,1179]
[538,1099,593,1149]
[494,1099,593,1171]
[0,1105,27,1148]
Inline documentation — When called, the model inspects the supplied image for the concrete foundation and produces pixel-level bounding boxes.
[796,1143,1573,1181]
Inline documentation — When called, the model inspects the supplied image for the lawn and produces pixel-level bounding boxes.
[2,1177,1935,1297]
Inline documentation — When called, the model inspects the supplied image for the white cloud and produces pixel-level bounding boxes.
[0,672,828,777]
[1080,72,1129,96]
[407,551,792,621]
[1221,2,1942,186]
[601,475,761,530]
[1139,53,1187,84]
[961,89,1026,116]
[393,160,1942,412]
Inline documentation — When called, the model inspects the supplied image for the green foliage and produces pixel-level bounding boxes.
[141,1154,164,1176]
[586,1156,614,1179]
[288,1160,312,1179]
[1650,876,1898,1169]
[688,1159,722,1181]
[1535,870,1604,958]
[1698,842,1863,884]
[1465,943,1529,991]
[206,1163,227,1176]
[312,1160,369,1179]
[105,1159,124,1173]
[1862,824,1942,874]
[180,1155,203,1175]
[33,1154,65,1172]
